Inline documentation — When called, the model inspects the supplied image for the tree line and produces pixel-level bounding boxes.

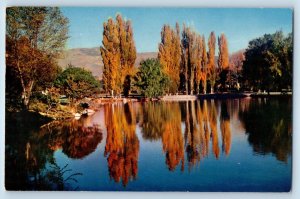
[5,9,293,110]
[100,16,234,97]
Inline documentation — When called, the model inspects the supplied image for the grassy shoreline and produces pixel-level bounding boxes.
[9,92,291,121]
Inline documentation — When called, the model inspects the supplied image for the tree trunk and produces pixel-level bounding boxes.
[190,78,194,95]
[185,69,188,94]
[196,82,200,95]
[22,80,34,108]
[203,79,207,94]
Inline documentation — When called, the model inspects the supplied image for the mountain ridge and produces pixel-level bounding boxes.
[57,47,245,77]
[57,47,157,77]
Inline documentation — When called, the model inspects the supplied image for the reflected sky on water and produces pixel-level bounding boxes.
[5,97,292,191]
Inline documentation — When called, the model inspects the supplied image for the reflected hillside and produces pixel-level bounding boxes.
[239,98,292,162]
[104,103,139,187]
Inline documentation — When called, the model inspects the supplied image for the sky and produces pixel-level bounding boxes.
[61,7,293,53]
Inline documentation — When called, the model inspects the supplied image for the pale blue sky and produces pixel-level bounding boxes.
[61,7,293,53]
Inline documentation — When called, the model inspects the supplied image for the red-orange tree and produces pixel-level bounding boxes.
[218,33,229,70]
[6,7,69,108]
[158,23,181,93]
[207,32,217,93]
[100,14,136,96]
[218,33,230,90]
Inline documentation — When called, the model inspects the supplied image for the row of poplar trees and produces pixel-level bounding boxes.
[100,15,229,96]
[100,14,136,96]
[158,23,229,95]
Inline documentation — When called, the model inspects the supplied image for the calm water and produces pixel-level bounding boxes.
[5,97,292,191]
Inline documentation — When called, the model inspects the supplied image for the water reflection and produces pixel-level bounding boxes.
[46,120,103,159]
[139,100,231,171]
[238,98,292,162]
[5,98,292,190]
[220,101,232,156]
[104,103,139,187]
[5,112,102,190]
[161,103,185,171]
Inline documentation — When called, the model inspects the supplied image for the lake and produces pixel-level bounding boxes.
[5,97,292,191]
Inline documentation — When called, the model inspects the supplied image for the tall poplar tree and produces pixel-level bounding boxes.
[100,18,121,95]
[117,15,136,96]
[158,23,181,93]
[195,35,203,94]
[201,35,208,94]
[218,33,230,90]
[188,30,198,94]
[100,14,136,96]
[218,33,229,70]
[207,32,216,93]
[181,24,189,94]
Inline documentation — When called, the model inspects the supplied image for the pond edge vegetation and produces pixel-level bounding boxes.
[5,8,293,120]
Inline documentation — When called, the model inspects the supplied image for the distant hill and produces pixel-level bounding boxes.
[57,47,245,77]
[57,47,157,77]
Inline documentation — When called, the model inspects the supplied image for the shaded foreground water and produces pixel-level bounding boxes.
[5,97,292,191]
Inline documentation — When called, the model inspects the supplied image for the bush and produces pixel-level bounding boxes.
[54,65,100,99]
[29,101,48,113]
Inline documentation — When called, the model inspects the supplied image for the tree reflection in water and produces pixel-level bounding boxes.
[104,103,139,187]
[183,100,224,169]
[220,101,232,156]
[5,112,102,190]
[161,102,185,171]
[141,102,185,171]
[239,97,292,162]
[47,119,103,159]
[140,100,232,171]
[5,98,292,190]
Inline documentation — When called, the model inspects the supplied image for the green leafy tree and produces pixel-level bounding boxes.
[243,31,292,92]
[135,58,169,98]
[54,66,100,100]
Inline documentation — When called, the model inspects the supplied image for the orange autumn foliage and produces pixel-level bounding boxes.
[104,103,139,187]
[158,23,181,93]
[100,14,136,95]
[161,102,184,171]
[207,32,217,93]
[218,33,230,70]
